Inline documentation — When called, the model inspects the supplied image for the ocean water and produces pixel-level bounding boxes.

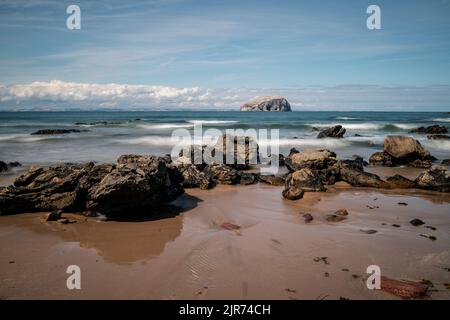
[0,111,449,166]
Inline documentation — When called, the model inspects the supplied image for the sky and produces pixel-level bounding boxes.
[0,0,450,111]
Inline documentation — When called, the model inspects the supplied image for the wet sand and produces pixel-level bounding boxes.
[1,178,449,300]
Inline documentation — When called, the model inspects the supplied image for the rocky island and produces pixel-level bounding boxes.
[240,96,291,112]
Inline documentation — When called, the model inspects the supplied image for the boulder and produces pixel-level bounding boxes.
[442,159,450,166]
[213,134,259,169]
[0,161,8,173]
[383,136,430,163]
[386,174,416,189]
[239,173,258,185]
[326,209,348,222]
[203,163,240,185]
[284,168,326,193]
[317,125,346,139]
[282,186,304,200]
[240,96,291,112]
[410,125,447,134]
[259,174,285,186]
[177,164,212,190]
[285,149,337,171]
[369,151,393,166]
[31,129,84,135]
[0,155,185,216]
[427,134,450,140]
[414,166,450,192]
[338,164,389,188]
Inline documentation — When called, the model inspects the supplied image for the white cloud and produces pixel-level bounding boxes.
[0,80,449,111]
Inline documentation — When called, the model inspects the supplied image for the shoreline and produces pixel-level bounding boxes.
[0,181,449,299]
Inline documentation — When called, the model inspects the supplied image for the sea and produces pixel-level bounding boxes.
[0,111,449,166]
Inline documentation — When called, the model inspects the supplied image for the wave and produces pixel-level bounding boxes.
[0,134,58,143]
[308,123,419,131]
[335,117,361,120]
[432,118,450,123]
[187,120,239,125]
[137,123,194,130]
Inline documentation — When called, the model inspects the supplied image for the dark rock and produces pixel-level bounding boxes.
[338,164,389,188]
[259,174,285,186]
[31,129,84,135]
[303,213,314,223]
[178,164,212,189]
[397,202,408,206]
[360,229,378,234]
[410,125,447,134]
[386,175,416,189]
[369,151,393,166]
[414,166,450,192]
[317,125,346,139]
[240,96,291,112]
[326,209,348,222]
[287,148,299,157]
[285,149,337,171]
[7,162,21,168]
[0,161,8,173]
[46,209,63,221]
[60,219,77,224]
[284,168,326,193]
[392,224,401,228]
[282,186,304,200]
[410,218,425,226]
[427,134,450,140]
[441,159,450,165]
[213,134,259,169]
[203,163,240,185]
[0,155,185,216]
[239,173,258,185]
[406,159,432,169]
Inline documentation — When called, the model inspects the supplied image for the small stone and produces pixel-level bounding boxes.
[410,219,425,226]
[425,226,437,231]
[60,219,77,224]
[398,202,408,206]
[303,213,314,223]
[360,229,378,234]
[313,257,329,265]
[46,210,63,222]
[392,224,401,228]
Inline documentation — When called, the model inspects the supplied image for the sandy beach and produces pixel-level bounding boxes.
[1,168,449,300]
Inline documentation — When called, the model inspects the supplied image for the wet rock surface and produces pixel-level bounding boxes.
[317,125,346,139]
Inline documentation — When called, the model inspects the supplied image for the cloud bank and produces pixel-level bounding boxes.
[0,80,449,111]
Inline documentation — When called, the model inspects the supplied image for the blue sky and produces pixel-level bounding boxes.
[0,0,450,110]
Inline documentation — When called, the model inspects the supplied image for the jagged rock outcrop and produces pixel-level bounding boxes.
[386,175,416,189]
[203,163,240,185]
[240,96,291,112]
[285,149,337,171]
[0,155,184,216]
[177,164,212,190]
[284,168,326,193]
[414,166,450,192]
[317,125,346,139]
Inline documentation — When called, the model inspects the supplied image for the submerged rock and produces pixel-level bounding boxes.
[317,125,346,139]
[31,129,84,135]
[410,125,447,134]
[240,96,291,112]
[427,134,450,140]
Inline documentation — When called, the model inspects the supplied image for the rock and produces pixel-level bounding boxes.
[31,129,84,135]
[441,159,450,165]
[213,134,259,169]
[220,222,241,231]
[410,218,425,226]
[414,166,450,192]
[406,159,432,169]
[383,136,430,164]
[203,163,240,185]
[239,173,258,185]
[410,125,448,134]
[0,161,8,173]
[259,174,285,186]
[398,202,408,206]
[288,148,299,157]
[427,134,450,140]
[386,175,416,189]
[284,168,326,193]
[7,162,21,168]
[282,186,304,200]
[369,151,393,166]
[0,155,185,216]
[178,164,212,189]
[317,125,346,139]
[240,96,291,112]
[285,149,337,171]
[381,276,429,299]
[303,213,314,223]
[360,229,378,234]
[46,209,63,221]
[338,164,389,188]
[326,209,348,222]
[340,156,367,171]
